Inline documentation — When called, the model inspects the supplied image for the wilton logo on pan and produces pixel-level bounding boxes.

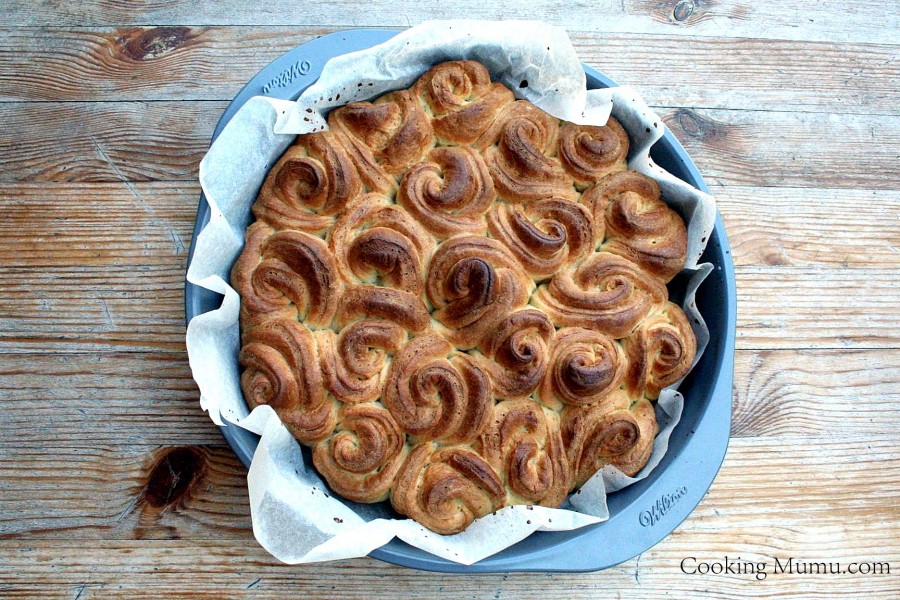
[639,486,688,527]
[262,60,312,94]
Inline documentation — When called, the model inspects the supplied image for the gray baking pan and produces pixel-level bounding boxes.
[184,29,736,573]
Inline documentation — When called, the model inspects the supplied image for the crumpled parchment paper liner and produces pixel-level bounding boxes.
[186,20,716,566]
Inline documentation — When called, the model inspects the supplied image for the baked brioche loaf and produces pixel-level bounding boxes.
[232,60,696,534]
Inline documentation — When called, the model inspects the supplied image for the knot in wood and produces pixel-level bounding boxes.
[673,0,695,22]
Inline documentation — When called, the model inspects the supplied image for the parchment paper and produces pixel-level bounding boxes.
[186,20,716,566]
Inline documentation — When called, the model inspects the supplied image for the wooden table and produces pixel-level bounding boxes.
[1,2,898,598]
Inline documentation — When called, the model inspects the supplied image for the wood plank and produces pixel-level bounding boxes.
[0,353,218,447]
[0,182,196,267]
[718,187,900,269]
[0,541,897,600]
[3,184,897,270]
[0,264,188,353]
[733,267,900,350]
[0,101,218,182]
[0,445,250,541]
[1,437,896,538]
[2,27,898,117]
[730,349,899,437]
[1,1,898,44]
[0,27,318,104]
[660,107,900,189]
[0,438,897,598]
[0,349,896,447]
[2,101,898,188]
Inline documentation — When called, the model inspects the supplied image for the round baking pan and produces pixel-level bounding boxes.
[184,29,736,573]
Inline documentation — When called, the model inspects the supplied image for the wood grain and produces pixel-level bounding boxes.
[0,264,188,353]
[0,349,896,447]
[2,101,897,189]
[660,107,900,189]
[0,543,897,600]
[3,0,899,44]
[0,27,319,103]
[730,349,900,437]
[0,101,218,182]
[0,445,250,541]
[2,27,897,116]
[1,436,897,539]
[0,437,897,597]
[0,353,217,447]
[733,267,899,349]
[0,182,196,267]
[718,187,900,269]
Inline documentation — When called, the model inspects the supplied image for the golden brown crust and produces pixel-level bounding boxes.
[487,197,594,279]
[480,399,571,506]
[538,327,626,411]
[426,235,534,349]
[397,146,494,239]
[329,193,435,296]
[382,334,492,444]
[561,391,657,485]
[335,285,430,334]
[316,319,407,404]
[623,302,697,399]
[232,221,341,330]
[530,251,668,338]
[313,403,408,503]
[251,131,363,234]
[413,60,515,144]
[238,319,337,444]
[473,309,554,400]
[476,101,578,203]
[609,398,658,477]
[558,118,629,187]
[231,60,696,534]
[391,443,506,535]
[329,89,434,175]
[583,170,688,283]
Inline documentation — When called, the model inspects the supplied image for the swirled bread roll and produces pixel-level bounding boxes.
[624,301,697,399]
[329,89,434,176]
[413,60,514,144]
[316,319,407,404]
[561,391,658,484]
[558,120,629,187]
[426,235,534,349]
[313,403,408,502]
[238,318,337,444]
[330,193,435,297]
[487,197,594,279]
[476,101,578,203]
[531,251,668,337]
[232,221,341,331]
[538,327,626,411]
[232,60,697,535]
[480,399,570,507]
[398,146,494,239]
[382,334,492,444]
[252,131,362,234]
[583,170,687,283]
[391,443,506,535]
[473,309,554,400]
